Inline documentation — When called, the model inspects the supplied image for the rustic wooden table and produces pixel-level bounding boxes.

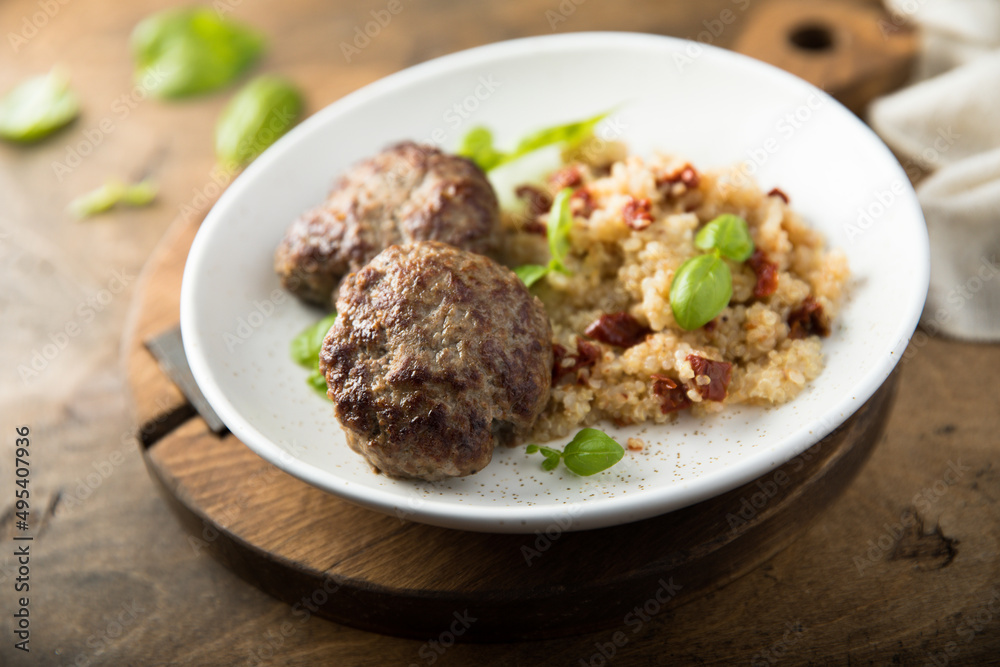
[2,0,997,665]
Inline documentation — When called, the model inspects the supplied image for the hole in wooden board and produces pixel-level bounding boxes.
[789,23,835,51]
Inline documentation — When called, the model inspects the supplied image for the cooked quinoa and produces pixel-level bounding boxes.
[497,151,850,443]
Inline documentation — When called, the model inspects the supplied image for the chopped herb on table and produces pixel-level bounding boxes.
[131,7,266,98]
[68,179,158,219]
[526,428,625,476]
[0,69,80,143]
[215,75,303,170]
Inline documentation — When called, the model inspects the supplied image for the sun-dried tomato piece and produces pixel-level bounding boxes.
[515,184,553,217]
[623,197,653,230]
[656,163,700,192]
[584,312,652,348]
[767,187,789,203]
[747,249,779,298]
[652,374,691,413]
[787,296,830,339]
[571,188,596,219]
[687,354,733,402]
[549,165,583,191]
[552,338,600,384]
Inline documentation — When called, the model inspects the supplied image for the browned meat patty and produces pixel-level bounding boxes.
[274,142,500,305]
[319,241,553,481]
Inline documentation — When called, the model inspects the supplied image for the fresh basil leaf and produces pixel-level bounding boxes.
[538,446,563,460]
[131,7,265,98]
[290,312,338,368]
[457,110,609,172]
[562,428,625,476]
[670,253,733,330]
[215,75,303,170]
[510,110,609,158]
[514,264,550,287]
[0,69,79,143]
[307,368,329,397]
[547,187,574,274]
[694,214,754,262]
[291,313,337,400]
[525,432,624,476]
[68,179,158,218]
[457,126,506,172]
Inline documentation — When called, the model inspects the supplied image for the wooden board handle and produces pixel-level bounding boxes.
[733,0,917,114]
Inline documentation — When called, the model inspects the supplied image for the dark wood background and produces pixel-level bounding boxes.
[1,0,998,664]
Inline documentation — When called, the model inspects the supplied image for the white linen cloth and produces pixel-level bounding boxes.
[868,0,1000,341]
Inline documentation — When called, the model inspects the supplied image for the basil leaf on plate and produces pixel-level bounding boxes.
[457,110,610,172]
[547,187,574,274]
[514,263,550,288]
[526,430,625,476]
[291,312,338,399]
[131,7,265,98]
[669,253,732,331]
[0,69,80,143]
[694,213,754,262]
[510,109,609,158]
[290,312,338,368]
[457,126,505,172]
[561,428,625,476]
[215,75,303,170]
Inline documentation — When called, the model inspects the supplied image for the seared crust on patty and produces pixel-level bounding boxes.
[319,241,553,481]
[275,142,500,305]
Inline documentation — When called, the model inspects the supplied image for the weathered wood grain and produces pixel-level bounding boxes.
[2,0,998,664]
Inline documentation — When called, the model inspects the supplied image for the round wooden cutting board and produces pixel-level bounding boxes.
[124,216,897,641]
[123,2,914,640]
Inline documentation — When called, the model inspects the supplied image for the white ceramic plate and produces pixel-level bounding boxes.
[181,32,928,533]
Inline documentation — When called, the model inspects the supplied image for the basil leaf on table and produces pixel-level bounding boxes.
[68,179,158,218]
[525,429,625,476]
[669,253,733,331]
[131,7,265,98]
[0,69,80,143]
[290,312,338,398]
[215,75,303,170]
[694,213,754,262]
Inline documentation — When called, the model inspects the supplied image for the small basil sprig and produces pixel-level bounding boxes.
[290,312,338,398]
[458,110,609,172]
[215,75,303,170]
[693,213,754,261]
[131,7,265,98]
[68,179,158,218]
[513,187,573,287]
[457,127,506,172]
[670,214,754,330]
[526,428,625,476]
[0,69,80,143]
